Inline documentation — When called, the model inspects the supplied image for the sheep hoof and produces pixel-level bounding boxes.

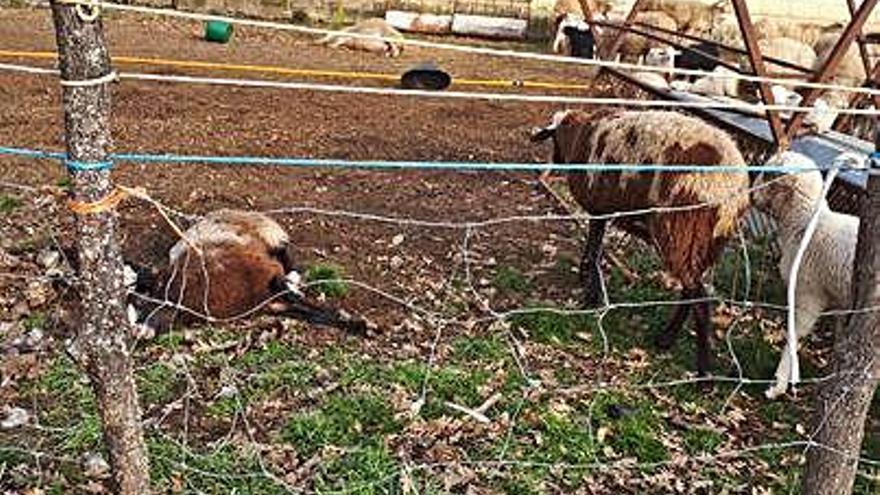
[697,378,714,392]
[764,385,786,400]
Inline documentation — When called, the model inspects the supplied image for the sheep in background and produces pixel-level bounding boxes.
[689,65,741,98]
[128,209,368,335]
[552,0,615,24]
[710,12,744,50]
[641,0,728,35]
[752,152,862,399]
[315,18,405,57]
[531,109,750,378]
[642,45,680,81]
[553,13,597,57]
[759,37,817,75]
[618,10,679,63]
[675,41,725,79]
[630,70,671,89]
[813,30,866,86]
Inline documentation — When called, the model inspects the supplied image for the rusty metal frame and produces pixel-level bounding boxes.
[730,0,788,148]
[597,0,648,59]
[833,0,880,133]
[590,0,879,151]
[784,0,879,139]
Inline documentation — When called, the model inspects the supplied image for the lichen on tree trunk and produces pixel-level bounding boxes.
[801,140,880,495]
[49,5,152,494]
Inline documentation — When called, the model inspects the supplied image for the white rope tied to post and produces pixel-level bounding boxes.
[59,71,118,87]
[782,152,867,394]
[57,0,102,22]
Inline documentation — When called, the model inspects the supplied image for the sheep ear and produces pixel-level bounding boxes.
[530,126,555,142]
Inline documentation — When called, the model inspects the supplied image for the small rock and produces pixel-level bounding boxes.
[82,452,110,479]
[1,406,30,429]
[25,280,51,308]
[37,250,61,270]
[215,384,239,399]
[24,327,44,349]
[390,255,404,269]
[391,234,405,247]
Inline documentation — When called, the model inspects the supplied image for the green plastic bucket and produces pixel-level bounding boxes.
[205,21,233,43]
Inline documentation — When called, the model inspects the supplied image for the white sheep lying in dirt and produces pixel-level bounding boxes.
[752,152,861,399]
[531,109,750,378]
[315,18,405,57]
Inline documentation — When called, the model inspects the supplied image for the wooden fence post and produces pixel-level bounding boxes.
[801,131,880,494]
[49,4,152,494]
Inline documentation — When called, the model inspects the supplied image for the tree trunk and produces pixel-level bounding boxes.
[801,139,880,494]
[49,6,152,494]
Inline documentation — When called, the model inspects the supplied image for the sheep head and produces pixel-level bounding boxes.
[530,109,601,164]
[752,170,824,218]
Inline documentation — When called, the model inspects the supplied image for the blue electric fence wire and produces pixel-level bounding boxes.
[65,160,115,172]
[0,145,863,174]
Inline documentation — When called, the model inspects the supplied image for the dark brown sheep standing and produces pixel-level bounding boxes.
[532,109,750,377]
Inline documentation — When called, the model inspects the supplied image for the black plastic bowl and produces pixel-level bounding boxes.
[401,63,452,91]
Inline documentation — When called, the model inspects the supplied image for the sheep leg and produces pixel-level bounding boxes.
[270,276,367,335]
[581,219,607,308]
[655,296,692,350]
[691,286,713,379]
[765,307,820,399]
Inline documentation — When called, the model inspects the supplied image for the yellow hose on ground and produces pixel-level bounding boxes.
[0,49,591,90]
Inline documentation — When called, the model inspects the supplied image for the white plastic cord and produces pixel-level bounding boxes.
[59,71,118,87]
[57,0,880,99]
[3,61,877,115]
[784,167,841,390]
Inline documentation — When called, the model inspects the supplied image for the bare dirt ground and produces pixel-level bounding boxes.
[0,8,878,495]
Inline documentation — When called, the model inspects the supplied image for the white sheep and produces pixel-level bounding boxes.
[689,65,741,98]
[531,109,750,378]
[641,0,728,36]
[752,151,862,399]
[813,30,867,87]
[759,37,817,76]
[617,10,679,63]
[315,18,405,57]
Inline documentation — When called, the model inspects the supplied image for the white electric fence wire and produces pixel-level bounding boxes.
[7,59,880,116]
[50,0,880,100]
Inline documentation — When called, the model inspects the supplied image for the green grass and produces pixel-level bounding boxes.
[137,362,181,406]
[683,427,724,455]
[451,334,507,363]
[304,263,349,298]
[509,308,594,347]
[0,194,22,214]
[23,312,46,331]
[311,444,400,494]
[281,393,400,458]
[714,236,785,305]
[494,265,531,294]
[149,436,289,494]
[30,356,102,455]
[393,361,492,419]
[591,393,668,464]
